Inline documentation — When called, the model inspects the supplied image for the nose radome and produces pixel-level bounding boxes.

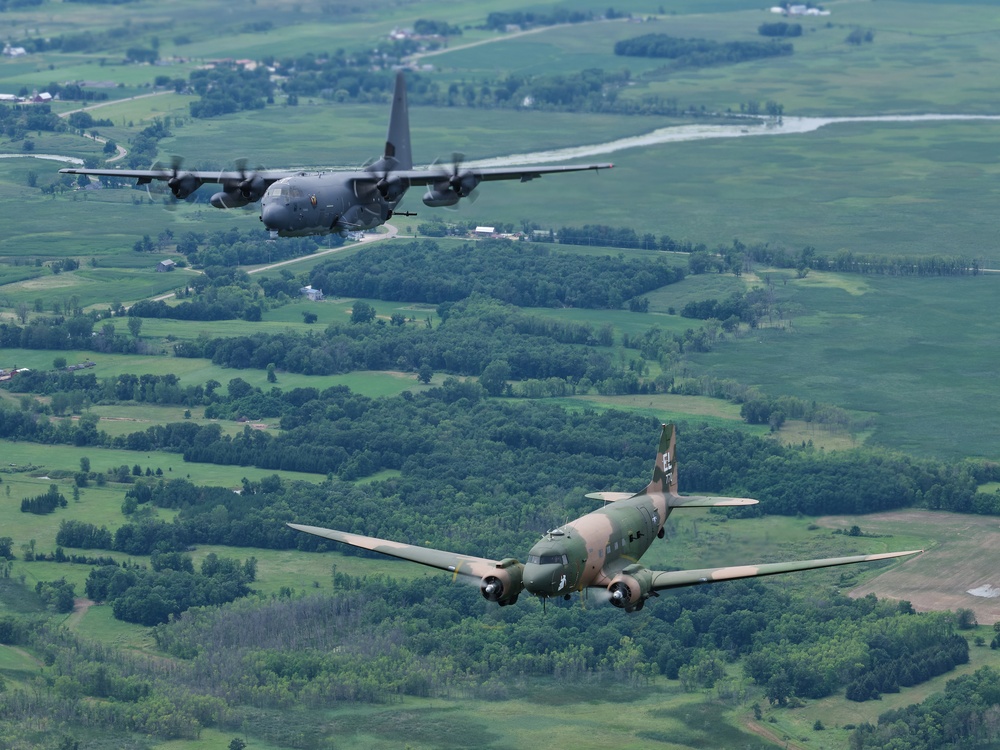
[261,202,286,230]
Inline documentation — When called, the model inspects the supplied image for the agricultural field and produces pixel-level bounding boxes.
[3,1,1000,748]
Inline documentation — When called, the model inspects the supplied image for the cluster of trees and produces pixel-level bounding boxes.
[614,34,793,66]
[0,314,145,354]
[189,64,274,118]
[482,9,609,31]
[850,666,1000,749]
[134,265,264,320]
[173,227,325,268]
[34,578,76,614]
[309,239,683,309]
[556,224,658,250]
[759,22,802,37]
[85,552,257,625]
[680,290,772,328]
[744,609,967,706]
[413,18,462,36]
[6,369,211,409]
[20,484,68,515]
[121,118,171,170]
[845,633,968,702]
[0,103,64,140]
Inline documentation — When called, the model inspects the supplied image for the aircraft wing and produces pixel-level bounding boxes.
[287,523,501,580]
[645,549,922,591]
[397,163,613,186]
[57,166,294,186]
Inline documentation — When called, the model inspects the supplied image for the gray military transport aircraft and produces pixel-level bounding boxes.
[289,424,921,612]
[59,71,612,238]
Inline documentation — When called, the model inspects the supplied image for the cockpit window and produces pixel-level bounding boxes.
[528,554,566,565]
[269,187,284,197]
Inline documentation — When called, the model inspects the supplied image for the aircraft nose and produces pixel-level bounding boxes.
[260,201,287,230]
[523,563,560,596]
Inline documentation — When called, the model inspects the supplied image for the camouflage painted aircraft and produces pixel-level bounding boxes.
[289,424,921,612]
[59,71,612,238]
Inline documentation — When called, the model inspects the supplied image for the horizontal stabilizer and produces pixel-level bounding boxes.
[667,495,759,508]
[585,492,634,503]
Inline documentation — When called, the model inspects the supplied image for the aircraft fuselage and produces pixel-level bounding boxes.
[522,492,667,599]
[260,174,400,237]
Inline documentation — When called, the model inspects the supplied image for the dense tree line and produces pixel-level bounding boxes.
[556,224,656,250]
[744,609,965,705]
[850,666,1000,749]
[758,22,802,37]
[845,633,968,702]
[40,401,1000,572]
[86,552,256,625]
[173,227,326,268]
[308,239,683,309]
[4,370,210,411]
[413,18,462,36]
[709,239,982,277]
[614,35,793,66]
[185,295,623,386]
[482,9,602,31]
[7,359,1000,521]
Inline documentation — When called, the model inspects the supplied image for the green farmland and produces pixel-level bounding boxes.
[3,1,1000,748]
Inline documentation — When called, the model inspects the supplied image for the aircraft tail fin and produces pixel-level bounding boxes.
[640,423,758,508]
[643,423,678,496]
[383,70,413,171]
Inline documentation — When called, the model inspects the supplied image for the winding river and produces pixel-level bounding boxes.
[468,113,1000,167]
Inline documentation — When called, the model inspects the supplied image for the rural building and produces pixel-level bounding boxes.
[156,259,176,272]
[474,226,495,236]
[300,285,324,301]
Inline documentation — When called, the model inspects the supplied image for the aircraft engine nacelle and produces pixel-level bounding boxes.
[422,186,460,208]
[210,191,252,209]
[451,171,480,197]
[168,173,202,200]
[377,174,407,202]
[480,558,524,607]
[608,564,653,612]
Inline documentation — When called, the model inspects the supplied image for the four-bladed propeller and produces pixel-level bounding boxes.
[234,158,267,202]
[165,156,202,201]
[435,152,480,204]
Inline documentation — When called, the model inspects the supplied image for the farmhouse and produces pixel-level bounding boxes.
[300,285,324,301]
[156,259,176,272]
